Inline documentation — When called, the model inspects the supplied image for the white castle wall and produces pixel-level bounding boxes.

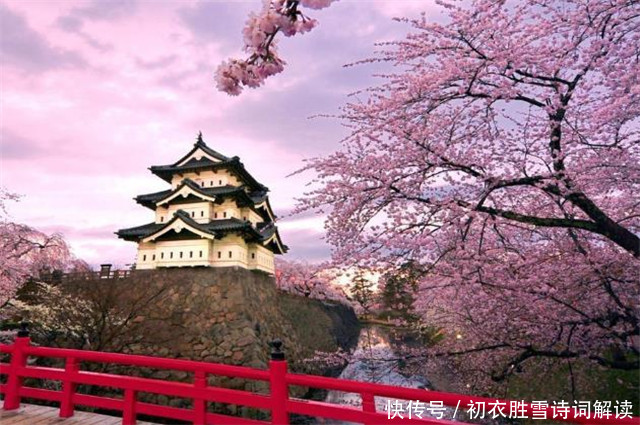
[170,170,241,189]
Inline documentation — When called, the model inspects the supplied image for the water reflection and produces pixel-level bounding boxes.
[321,326,434,424]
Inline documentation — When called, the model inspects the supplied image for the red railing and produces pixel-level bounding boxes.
[0,335,637,425]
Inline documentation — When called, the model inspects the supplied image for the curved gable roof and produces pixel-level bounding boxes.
[140,210,217,243]
[135,179,267,210]
[117,211,263,242]
[155,179,218,206]
[257,222,288,254]
[116,222,164,242]
[173,134,229,166]
[149,157,268,192]
[148,134,268,192]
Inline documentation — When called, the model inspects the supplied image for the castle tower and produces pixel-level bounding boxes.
[116,133,287,273]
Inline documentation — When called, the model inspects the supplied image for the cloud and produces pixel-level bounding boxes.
[0,128,46,159]
[78,33,113,52]
[0,3,86,72]
[274,206,321,221]
[28,221,139,268]
[55,0,135,51]
[372,1,433,18]
[39,224,119,241]
[67,0,138,22]
[279,228,331,262]
[0,0,438,267]
[178,1,254,48]
[155,60,211,90]
[136,55,177,70]
[55,17,113,53]
[56,15,83,32]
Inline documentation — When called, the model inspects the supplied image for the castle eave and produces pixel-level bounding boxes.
[149,157,268,192]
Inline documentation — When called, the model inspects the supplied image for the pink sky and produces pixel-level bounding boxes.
[0,0,439,267]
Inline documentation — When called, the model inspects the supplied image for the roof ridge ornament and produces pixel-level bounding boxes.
[196,131,204,145]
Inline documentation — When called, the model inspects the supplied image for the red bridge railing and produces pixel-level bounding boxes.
[0,331,637,425]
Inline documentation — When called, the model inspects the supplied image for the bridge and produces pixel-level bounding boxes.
[1,403,160,425]
[1,330,637,425]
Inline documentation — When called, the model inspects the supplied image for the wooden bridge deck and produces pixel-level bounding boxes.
[0,403,159,425]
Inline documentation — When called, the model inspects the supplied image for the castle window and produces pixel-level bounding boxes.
[160,216,164,222]
[210,181,213,186]
[170,252,173,259]
[219,180,222,185]
[191,211,195,217]
[214,212,218,218]
[223,212,227,218]
[228,251,232,258]
[199,250,203,258]
[217,251,221,259]
[201,211,204,217]
[161,252,164,259]
[180,251,183,258]
[201,181,204,187]
[143,254,147,261]
[251,253,255,259]
[190,251,193,258]
[152,254,156,261]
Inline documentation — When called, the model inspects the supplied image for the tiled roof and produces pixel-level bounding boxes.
[117,211,258,241]
[136,189,172,205]
[117,210,287,253]
[257,222,276,239]
[249,192,268,204]
[135,179,268,210]
[170,134,230,166]
[116,222,164,240]
[257,222,288,253]
[150,155,267,191]
[202,217,252,232]
[192,138,229,163]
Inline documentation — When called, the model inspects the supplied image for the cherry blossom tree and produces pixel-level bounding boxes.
[0,189,76,313]
[275,258,349,303]
[215,0,336,95]
[293,0,640,385]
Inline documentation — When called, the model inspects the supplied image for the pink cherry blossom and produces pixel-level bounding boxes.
[216,0,334,95]
[214,60,243,96]
[293,0,640,387]
[275,258,350,304]
[1,189,79,315]
[299,0,334,10]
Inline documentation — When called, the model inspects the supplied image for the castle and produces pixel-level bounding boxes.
[117,133,287,273]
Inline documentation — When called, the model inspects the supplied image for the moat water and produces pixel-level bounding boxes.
[320,325,451,424]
